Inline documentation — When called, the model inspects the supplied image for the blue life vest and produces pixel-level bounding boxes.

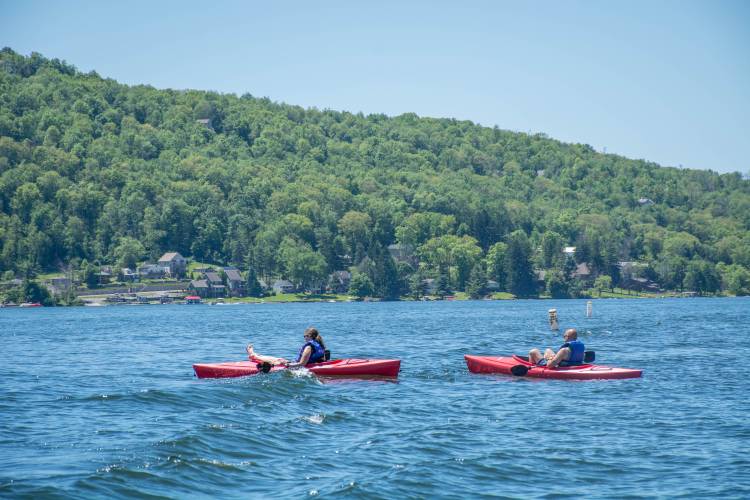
[296,339,325,364]
[560,340,585,364]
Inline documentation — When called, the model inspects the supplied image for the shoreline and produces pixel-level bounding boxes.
[66,289,733,307]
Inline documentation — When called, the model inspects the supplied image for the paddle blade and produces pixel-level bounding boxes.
[584,351,595,363]
[256,362,272,374]
[510,364,530,376]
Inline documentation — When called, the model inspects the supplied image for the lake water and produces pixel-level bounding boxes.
[2,298,749,498]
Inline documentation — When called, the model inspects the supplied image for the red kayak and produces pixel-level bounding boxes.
[194,358,401,379]
[465,354,642,380]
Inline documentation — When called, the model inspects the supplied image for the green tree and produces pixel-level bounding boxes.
[83,261,99,289]
[278,237,327,291]
[466,263,487,299]
[486,242,508,290]
[113,236,145,270]
[246,267,263,297]
[593,275,613,296]
[348,271,374,299]
[504,230,536,297]
[545,269,570,298]
[539,231,564,268]
[436,270,451,298]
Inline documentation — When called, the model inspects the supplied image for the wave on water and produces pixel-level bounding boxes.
[3,298,750,498]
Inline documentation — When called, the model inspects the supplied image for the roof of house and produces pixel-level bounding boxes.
[574,263,591,277]
[204,272,222,282]
[191,280,209,288]
[158,252,183,263]
[224,269,243,281]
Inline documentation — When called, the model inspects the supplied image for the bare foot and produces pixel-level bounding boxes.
[246,344,255,357]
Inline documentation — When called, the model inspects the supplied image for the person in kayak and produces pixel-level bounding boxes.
[288,327,327,367]
[245,327,328,367]
[528,328,585,368]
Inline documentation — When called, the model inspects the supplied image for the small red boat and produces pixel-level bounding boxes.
[465,354,642,380]
[193,358,401,379]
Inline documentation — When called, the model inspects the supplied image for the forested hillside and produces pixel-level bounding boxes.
[1,48,749,297]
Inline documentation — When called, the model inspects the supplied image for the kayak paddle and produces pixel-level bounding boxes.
[511,351,596,376]
[256,361,273,373]
[510,364,531,376]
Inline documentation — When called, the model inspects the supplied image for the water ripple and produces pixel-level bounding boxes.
[2,298,749,497]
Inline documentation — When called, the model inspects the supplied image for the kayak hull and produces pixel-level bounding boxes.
[194,358,401,379]
[464,354,642,380]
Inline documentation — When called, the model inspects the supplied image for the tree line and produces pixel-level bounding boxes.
[1,48,749,300]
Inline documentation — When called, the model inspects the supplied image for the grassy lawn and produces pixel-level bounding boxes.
[588,287,662,299]
[37,272,66,280]
[213,293,353,303]
[187,260,217,273]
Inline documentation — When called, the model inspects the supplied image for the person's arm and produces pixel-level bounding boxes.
[548,347,571,368]
[287,346,312,368]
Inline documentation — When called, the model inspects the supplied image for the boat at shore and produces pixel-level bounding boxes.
[194,358,401,379]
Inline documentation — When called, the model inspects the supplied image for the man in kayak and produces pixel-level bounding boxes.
[528,328,585,368]
[246,327,328,368]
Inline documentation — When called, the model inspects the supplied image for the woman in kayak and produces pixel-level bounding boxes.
[246,327,328,367]
[528,328,585,368]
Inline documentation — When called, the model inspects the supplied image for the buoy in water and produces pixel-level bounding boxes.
[586,300,593,318]
[548,308,559,330]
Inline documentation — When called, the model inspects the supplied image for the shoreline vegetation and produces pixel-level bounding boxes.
[0,285,724,308]
[1,49,749,306]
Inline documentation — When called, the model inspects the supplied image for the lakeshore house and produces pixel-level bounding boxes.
[572,262,594,284]
[138,263,168,278]
[328,271,351,294]
[120,268,138,282]
[422,278,438,296]
[224,268,246,297]
[621,276,660,293]
[188,278,226,298]
[45,276,72,296]
[387,243,417,267]
[203,271,223,286]
[158,252,187,278]
[97,266,113,285]
[272,279,296,294]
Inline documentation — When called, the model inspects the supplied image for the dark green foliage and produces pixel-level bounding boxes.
[466,263,487,299]
[504,231,536,297]
[348,271,374,299]
[246,267,263,297]
[436,270,451,298]
[7,278,55,305]
[545,270,570,298]
[0,48,749,297]
[83,261,99,289]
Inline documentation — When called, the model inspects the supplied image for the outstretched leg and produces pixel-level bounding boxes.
[246,344,288,365]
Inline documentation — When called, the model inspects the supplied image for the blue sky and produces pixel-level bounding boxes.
[1,0,748,174]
